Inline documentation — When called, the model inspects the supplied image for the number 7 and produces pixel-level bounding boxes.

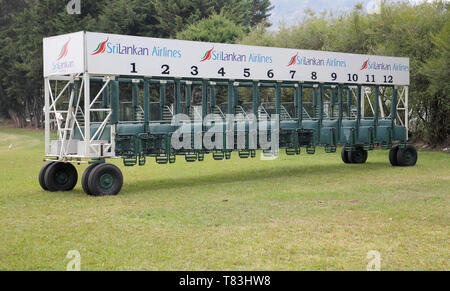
[290,70,296,79]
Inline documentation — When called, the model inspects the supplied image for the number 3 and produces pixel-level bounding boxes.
[191,66,198,76]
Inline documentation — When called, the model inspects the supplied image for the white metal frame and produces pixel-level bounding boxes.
[349,85,409,134]
[44,73,116,161]
[43,31,412,164]
[396,86,409,133]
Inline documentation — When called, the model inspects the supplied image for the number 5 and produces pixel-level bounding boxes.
[244,68,250,78]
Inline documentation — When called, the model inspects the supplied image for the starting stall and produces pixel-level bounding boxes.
[39,31,417,196]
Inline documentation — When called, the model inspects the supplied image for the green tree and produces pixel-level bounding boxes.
[0,0,108,127]
[213,0,272,28]
[176,13,245,43]
[153,0,272,37]
[0,0,272,127]
[245,0,273,28]
[0,0,28,124]
[96,0,159,36]
[153,0,216,37]
[421,21,450,144]
[241,1,449,146]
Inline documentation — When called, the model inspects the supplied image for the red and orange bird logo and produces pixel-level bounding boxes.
[56,38,71,61]
[287,53,299,66]
[91,38,109,55]
[200,47,214,62]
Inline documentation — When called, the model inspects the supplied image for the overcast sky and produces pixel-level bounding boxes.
[268,0,438,30]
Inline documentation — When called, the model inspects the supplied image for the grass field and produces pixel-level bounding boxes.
[0,125,448,270]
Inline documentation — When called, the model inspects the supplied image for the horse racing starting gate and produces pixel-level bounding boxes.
[39,31,418,196]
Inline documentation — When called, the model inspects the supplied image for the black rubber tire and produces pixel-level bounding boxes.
[349,146,368,164]
[341,147,351,164]
[397,145,418,167]
[82,163,101,196]
[39,162,55,191]
[389,145,399,166]
[88,163,123,196]
[44,162,78,192]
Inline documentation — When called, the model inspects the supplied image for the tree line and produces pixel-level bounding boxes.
[239,1,449,146]
[0,0,448,145]
[0,0,272,128]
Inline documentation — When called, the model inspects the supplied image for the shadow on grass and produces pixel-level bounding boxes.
[123,161,391,195]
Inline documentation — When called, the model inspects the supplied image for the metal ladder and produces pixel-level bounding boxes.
[136,106,145,122]
[189,106,202,121]
[59,89,76,159]
[163,105,174,121]
[258,105,270,120]
[212,105,225,121]
[235,105,248,121]
[280,104,291,120]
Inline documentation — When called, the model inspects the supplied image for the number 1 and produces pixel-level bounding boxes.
[130,63,137,73]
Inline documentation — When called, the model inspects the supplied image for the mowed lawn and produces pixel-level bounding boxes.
[0,126,448,271]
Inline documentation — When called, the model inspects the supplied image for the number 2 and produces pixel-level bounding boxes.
[161,64,170,75]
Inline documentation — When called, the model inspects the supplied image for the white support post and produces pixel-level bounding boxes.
[84,73,90,156]
[379,94,385,119]
[69,77,85,142]
[405,86,409,136]
[361,86,365,118]
[89,77,111,108]
[59,85,75,159]
[44,78,50,155]
[395,86,407,127]
[365,89,375,117]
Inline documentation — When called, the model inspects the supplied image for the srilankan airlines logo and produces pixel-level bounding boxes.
[91,38,109,55]
[199,47,247,63]
[56,38,70,61]
[287,52,346,68]
[359,58,405,72]
[287,53,298,66]
[52,38,74,71]
[361,59,369,70]
[201,47,214,62]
